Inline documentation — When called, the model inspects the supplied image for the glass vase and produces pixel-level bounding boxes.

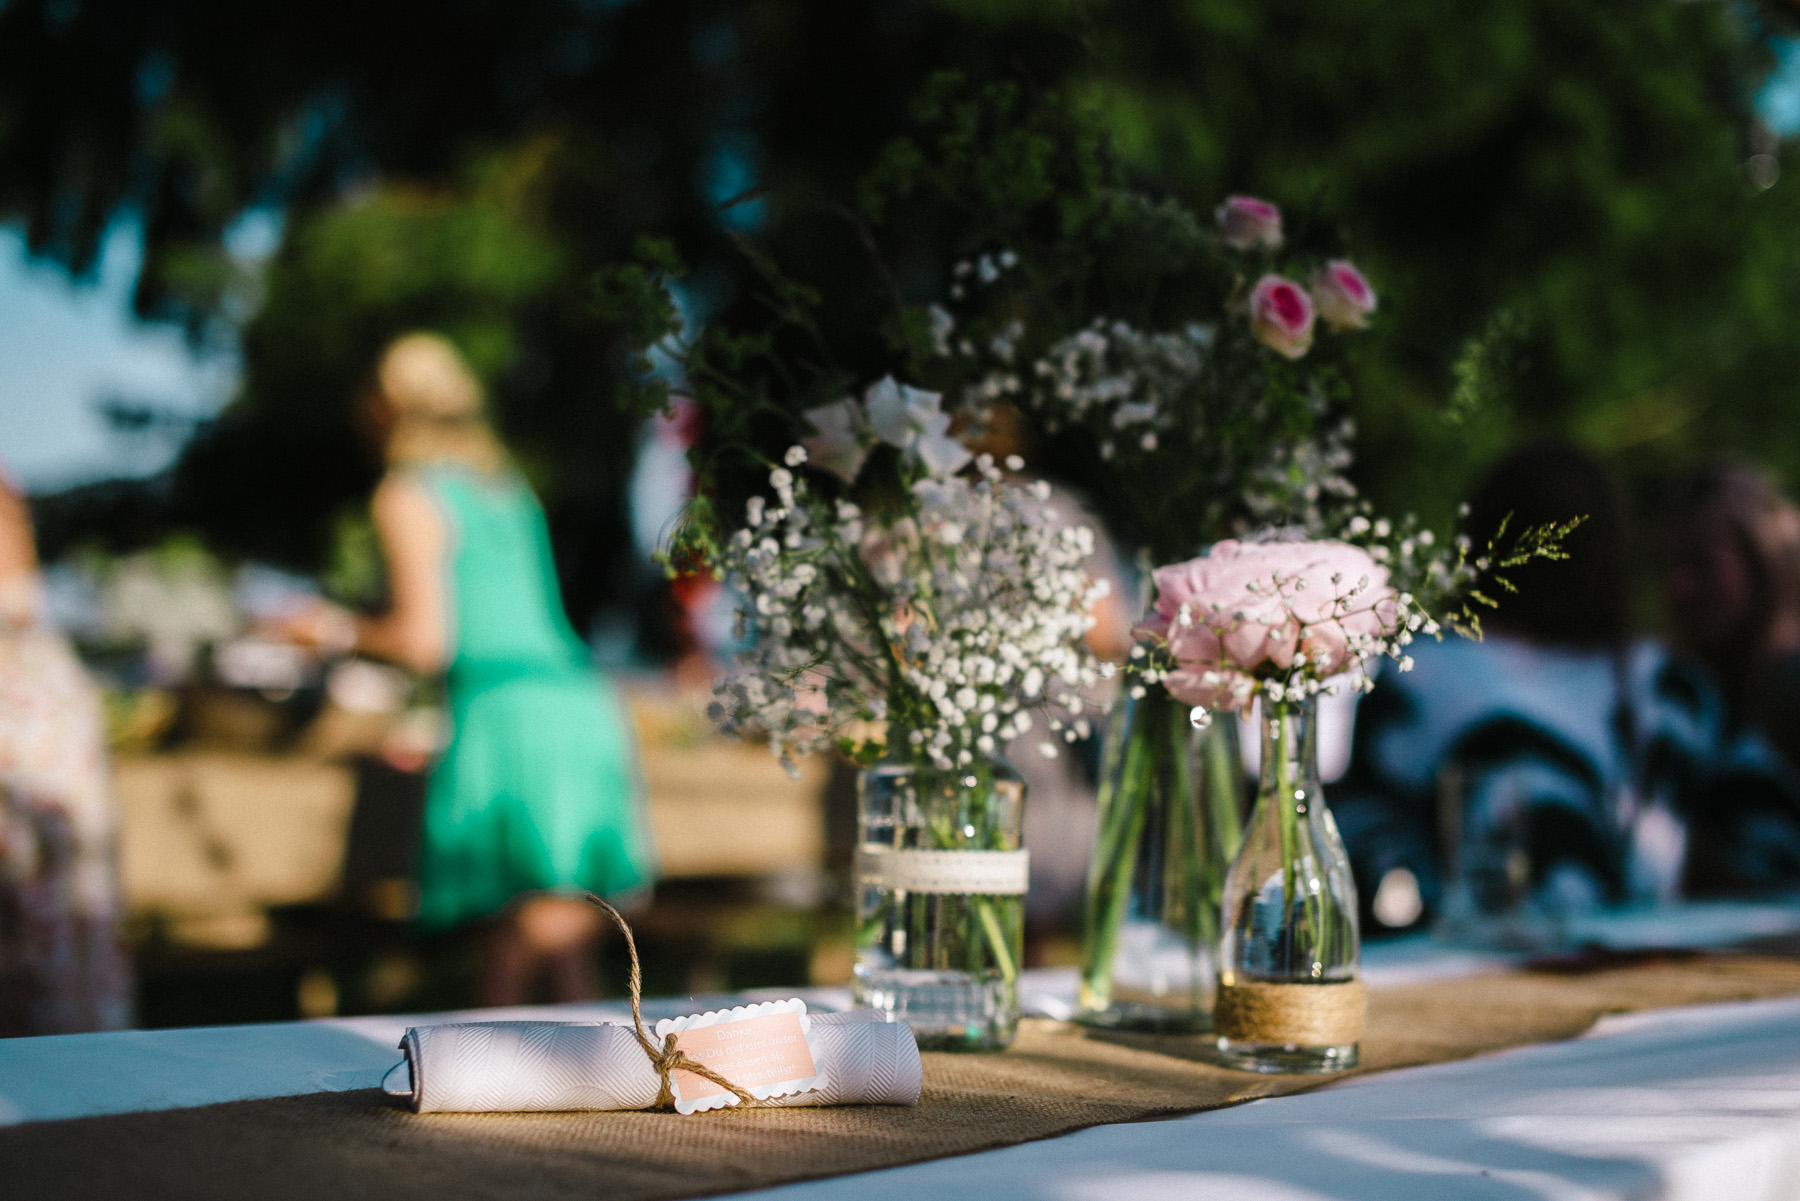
[1076,683,1243,1031]
[1215,694,1363,1073]
[852,755,1027,1051]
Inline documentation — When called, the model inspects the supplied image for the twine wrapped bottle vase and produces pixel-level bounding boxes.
[852,755,1026,1051]
[1215,694,1364,1073]
[1076,683,1242,1031]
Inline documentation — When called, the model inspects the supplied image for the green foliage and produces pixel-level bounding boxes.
[856,80,1365,559]
[592,238,686,362]
[860,72,1106,242]
[591,236,688,423]
[12,0,1800,622]
[171,147,572,570]
[1445,310,1531,429]
[246,181,559,421]
[988,0,1791,519]
[881,1,1800,525]
[1456,513,1588,640]
[320,509,384,608]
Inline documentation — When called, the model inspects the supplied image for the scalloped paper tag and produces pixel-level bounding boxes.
[652,998,827,1114]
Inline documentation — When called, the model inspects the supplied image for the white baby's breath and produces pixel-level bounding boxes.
[712,392,1103,774]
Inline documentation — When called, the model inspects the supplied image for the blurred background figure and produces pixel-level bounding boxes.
[1661,462,1800,892]
[1332,441,1793,941]
[0,468,132,1035]
[278,333,654,1006]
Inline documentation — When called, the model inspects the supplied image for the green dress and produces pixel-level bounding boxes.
[412,465,654,929]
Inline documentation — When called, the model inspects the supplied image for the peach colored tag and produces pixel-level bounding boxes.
[654,999,825,1114]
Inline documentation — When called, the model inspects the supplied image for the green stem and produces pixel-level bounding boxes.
[1204,721,1243,872]
[1273,703,1300,953]
[1160,701,1205,1010]
[1196,719,1241,956]
[1267,700,1335,974]
[915,764,1021,986]
[1078,697,1158,1009]
[976,898,1018,983]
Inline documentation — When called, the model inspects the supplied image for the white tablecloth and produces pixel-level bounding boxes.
[728,996,1800,1201]
[5,901,1800,1200]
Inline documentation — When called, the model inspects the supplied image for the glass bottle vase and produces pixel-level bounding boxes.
[1077,683,1244,1031]
[1215,694,1363,1073]
[852,755,1027,1051]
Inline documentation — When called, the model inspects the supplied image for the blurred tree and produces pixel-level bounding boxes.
[172,150,560,565]
[999,0,1800,527]
[5,0,1800,623]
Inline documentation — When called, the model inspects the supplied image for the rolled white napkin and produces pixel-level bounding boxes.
[383,1009,923,1113]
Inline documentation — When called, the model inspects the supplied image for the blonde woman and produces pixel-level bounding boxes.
[284,334,653,1005]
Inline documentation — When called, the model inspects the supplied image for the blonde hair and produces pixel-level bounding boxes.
[374,333,506,472]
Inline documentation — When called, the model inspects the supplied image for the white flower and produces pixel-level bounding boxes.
[784,445,808,467]
[914,417,974,478]
[927,304,956,356]
[865,376,934,446]
[801,398,869,483]
[709,439,1099,771]
[862,376,973,478]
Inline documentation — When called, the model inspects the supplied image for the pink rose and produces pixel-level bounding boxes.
[1248,275,1315,360]
[1216,195,1283,251]
[1135,540,1398,711]
[1310,260,1377,332]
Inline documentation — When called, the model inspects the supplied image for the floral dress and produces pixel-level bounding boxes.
[0,580,132,1035]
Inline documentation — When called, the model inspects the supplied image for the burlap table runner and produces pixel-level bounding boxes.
[8,953,1800,1201]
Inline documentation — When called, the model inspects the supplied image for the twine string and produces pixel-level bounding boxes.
[583,892,757,1111]
[1214,978,1366,1046]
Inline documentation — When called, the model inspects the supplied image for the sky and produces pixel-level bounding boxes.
[0,216,272,493]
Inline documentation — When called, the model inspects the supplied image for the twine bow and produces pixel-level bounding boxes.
[583,892,758,1111]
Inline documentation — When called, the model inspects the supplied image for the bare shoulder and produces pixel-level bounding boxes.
[372,472,443,529]
[373,470,430,510]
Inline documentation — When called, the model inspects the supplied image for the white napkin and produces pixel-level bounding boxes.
[383,1009,924,1113]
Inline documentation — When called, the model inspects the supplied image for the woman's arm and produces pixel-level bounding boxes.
[352,474,450,675]
[275,474,450,672]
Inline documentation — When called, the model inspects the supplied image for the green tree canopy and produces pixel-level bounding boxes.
[5,0,1798,622]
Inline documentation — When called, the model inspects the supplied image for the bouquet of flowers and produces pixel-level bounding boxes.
[1109,517,1573,1069]
[701,374,1108,1049]
[902,189,1390,1029]
[920,195,1376,563]
[708,375,1108,774]
[1132,508,1573,716]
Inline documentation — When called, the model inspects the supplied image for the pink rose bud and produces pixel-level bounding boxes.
[1215,195,1283,250]
[1311,260,1377,332]
[1249,274,1315,360]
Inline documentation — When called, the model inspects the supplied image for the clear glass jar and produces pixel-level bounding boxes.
[1077,683,1243,1031]
[1216,694,1363,1073]
[852,756,1027,1051]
